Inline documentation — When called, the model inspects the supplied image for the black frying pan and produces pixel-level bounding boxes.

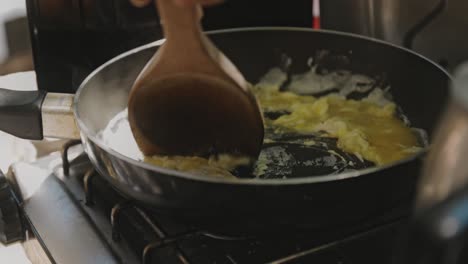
[0,28,450,232]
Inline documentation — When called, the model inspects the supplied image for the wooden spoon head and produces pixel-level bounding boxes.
[128,73,264,158]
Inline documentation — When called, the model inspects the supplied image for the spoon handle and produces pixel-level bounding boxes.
[156,0,203,42]
[154,0,248,90]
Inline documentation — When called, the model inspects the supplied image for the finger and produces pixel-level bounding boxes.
[130,0,152,8]
[174,0,224,7]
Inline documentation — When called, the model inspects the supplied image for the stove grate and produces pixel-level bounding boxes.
[61,140,82,177]
[58,140,407,264]
[83,168,95,205]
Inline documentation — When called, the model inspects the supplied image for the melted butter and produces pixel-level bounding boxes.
[253,88,421,165]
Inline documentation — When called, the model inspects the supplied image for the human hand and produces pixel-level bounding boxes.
[130,0,223,8]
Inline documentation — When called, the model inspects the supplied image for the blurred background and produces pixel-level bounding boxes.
[0,2,32,76]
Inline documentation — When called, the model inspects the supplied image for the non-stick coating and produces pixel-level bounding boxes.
[75,28,449,230]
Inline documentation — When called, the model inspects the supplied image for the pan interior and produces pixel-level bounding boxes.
[75,28,449,181]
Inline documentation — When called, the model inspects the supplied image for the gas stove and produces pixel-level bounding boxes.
[0,140,412,264]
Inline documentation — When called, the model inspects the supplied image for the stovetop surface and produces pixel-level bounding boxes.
[12,144,408,264]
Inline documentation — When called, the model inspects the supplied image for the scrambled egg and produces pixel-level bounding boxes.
[144,154,251,178]
[253,86,421,165]
[143,85,421,177]
[104,69,422,178]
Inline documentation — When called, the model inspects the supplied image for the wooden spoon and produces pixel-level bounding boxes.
[128,0,264,158]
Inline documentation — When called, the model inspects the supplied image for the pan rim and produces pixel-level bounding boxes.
[74,26,450,186]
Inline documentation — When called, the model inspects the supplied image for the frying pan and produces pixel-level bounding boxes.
[0,28,450,231]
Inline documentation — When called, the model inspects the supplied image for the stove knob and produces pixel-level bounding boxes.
[0,169,24,245]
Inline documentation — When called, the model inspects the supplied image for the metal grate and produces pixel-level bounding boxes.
[61,140,82,177]
[60,141,408,264]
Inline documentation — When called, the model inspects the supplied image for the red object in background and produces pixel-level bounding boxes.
[313,0,320,29]
[313,16,321,29]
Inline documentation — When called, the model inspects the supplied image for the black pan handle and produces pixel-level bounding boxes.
[0,88,47,139]
[396,183,468,264]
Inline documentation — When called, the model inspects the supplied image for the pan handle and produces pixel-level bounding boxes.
[0,88,80,140]
[0,88,46,139]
